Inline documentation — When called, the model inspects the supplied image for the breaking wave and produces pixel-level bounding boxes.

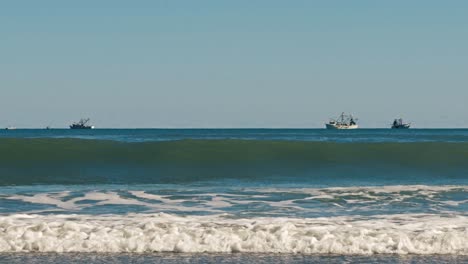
[0,213,467,254]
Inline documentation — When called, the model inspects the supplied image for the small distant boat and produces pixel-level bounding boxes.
[391,118,410,129]
[325,112,358,129]
[5,127,16,130]
[70,118,94,129]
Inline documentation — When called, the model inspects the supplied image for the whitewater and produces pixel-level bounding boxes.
[1,213,467,254]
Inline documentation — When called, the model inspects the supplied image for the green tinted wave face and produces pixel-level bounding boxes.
[1,138,467,186]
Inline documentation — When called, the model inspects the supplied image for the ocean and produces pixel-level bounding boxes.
[0,129,467,263]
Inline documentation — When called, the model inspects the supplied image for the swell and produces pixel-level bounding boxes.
[0,138,468,185]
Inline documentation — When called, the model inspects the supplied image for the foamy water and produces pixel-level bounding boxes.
[2,185,466,255]
[2,185,467,217]
[0,213,466,254]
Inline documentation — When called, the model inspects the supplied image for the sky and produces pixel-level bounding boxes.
[1,0,467,128]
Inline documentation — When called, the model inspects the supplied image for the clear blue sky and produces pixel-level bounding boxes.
[1,0,467,128]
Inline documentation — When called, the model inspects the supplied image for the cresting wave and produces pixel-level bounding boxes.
[0,213,467,254]
[1,138,468,185]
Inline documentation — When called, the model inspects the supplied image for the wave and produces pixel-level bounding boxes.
[0,213,467,254]
[1,138,468,185]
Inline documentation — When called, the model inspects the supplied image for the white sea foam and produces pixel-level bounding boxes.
[7,191,222,213]
[0,213,467,254]
[4,185,467,215]
[255,185,468,206]
[255,185,468,195]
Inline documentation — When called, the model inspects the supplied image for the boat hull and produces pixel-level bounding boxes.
[391,125,410,129]
[70,126,94,129]
[326,124,358,130]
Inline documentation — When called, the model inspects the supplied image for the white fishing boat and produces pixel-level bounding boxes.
[325,112,358,129]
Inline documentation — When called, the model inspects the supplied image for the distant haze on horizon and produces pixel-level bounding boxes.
[1,1,467,128]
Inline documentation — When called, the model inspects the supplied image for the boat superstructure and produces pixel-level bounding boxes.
[70,118,94,129]
[325,112,358,129]
[391,118,410,129]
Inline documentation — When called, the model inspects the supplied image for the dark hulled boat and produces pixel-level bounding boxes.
[70,118,94,129]
[391,118,410,129]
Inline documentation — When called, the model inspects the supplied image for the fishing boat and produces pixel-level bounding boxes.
[70,118,94,129]
[325,112,358,129]
[391,118,410,129]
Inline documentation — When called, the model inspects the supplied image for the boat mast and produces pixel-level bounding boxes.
[340,112,345,124]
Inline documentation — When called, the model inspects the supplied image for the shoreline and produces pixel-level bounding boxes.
[1,253,467,264]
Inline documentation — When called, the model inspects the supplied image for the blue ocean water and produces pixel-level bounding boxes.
[3,128,468,142]
[0,129,467,261]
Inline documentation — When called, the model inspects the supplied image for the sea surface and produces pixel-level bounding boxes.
[0,129,467,263]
